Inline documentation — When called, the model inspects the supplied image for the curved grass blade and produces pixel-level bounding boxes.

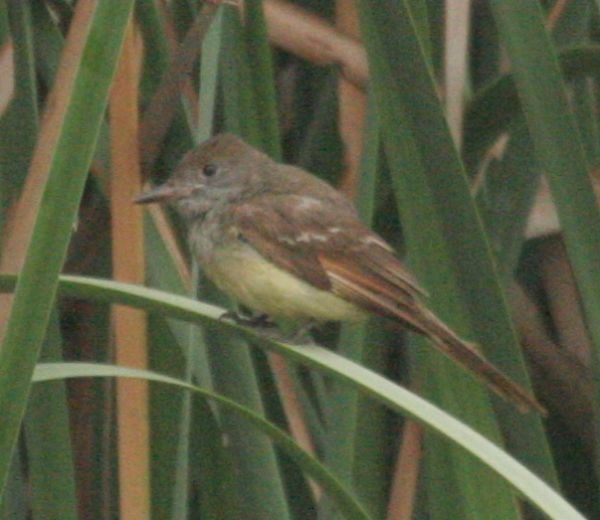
[32,362,371,520]
[0,273,586,520]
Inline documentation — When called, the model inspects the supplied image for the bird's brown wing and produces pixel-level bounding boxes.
[232,195,546,414]
[230,196,332,291]
[231,194,428,319]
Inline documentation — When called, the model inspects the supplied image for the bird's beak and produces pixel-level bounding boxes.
[134,183,191,204]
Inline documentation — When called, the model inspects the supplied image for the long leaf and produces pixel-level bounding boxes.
[0,0,37,189]
[463,45,600,173]
[33,362,370,520]
[24,313,77,520]
[211,7,291,519]
[357,0,557,498]
[0,0,135,495]
[322,100,385,519]
[0,273,586,520]
[488,0,600,474]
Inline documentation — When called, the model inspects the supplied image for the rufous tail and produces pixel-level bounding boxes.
[417,307,546,415]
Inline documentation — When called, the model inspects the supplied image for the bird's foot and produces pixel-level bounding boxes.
[219,311,317,345]
[219,310,277,329]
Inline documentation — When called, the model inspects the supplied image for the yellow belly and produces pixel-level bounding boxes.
[203,242,366,322]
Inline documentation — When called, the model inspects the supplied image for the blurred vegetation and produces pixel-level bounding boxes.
[0,0,599,518]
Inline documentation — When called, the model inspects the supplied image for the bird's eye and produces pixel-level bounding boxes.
[203,164,218,177]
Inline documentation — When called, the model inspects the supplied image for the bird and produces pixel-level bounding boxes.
[135,132,545,415]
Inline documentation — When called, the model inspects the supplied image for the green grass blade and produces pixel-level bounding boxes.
[33,362,371,520]
[489,0,600,475]
[475,120,539,280]
[147,316,187,519]
[0,0,135,495]
[0,0,38,191]
[168,7,225,516]
[0,273,586,520]
[197,5,223,142]
[322,100,386,518]
[2,455,26,520]
[357,0,557,497]
[190,396,242,519]
[243,0,281,159]
[463,45,600,173]
[210,7,291,518]
[24,313,77,520]
[30,1,63,89]
[135,0,170,101]
[220,7,259,143]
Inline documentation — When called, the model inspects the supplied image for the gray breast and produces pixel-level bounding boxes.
[188,205,235,267]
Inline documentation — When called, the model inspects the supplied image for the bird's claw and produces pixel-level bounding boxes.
[218,310,276,329]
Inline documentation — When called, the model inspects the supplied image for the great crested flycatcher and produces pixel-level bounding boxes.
[135,132,544,414]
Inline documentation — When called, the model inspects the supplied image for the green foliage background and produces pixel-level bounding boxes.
[0,0,598,518]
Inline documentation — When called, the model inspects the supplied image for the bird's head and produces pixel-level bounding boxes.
[135,133,269,220]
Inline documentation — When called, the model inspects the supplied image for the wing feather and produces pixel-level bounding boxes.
[231,199,332,290]
[229,195,545,414]
[231,194,427,319]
